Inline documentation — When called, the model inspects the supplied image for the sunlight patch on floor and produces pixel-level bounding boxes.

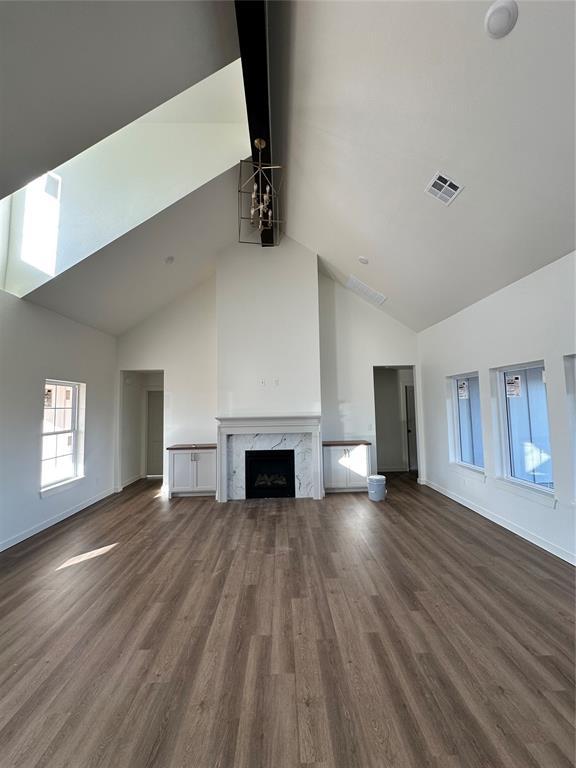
[55,543,118,571]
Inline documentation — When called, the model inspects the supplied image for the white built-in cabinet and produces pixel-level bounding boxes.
[322,442,371,492]
[167,442,369,497]
[168,446,216,498]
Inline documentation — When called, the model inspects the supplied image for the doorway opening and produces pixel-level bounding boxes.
[120,370,164,488]
[373,366,418,477]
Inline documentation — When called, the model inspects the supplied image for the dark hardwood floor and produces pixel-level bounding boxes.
[0,476,574,767]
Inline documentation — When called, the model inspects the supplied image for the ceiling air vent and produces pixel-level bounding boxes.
[425,172,462,205]
[346,275,388,307]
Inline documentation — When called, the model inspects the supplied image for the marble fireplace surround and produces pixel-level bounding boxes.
[215,415,323,502]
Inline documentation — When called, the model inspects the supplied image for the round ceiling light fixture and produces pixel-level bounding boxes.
[485,0,519,39]
[358,256,369,264]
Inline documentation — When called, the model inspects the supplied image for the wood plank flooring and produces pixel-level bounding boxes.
[0,475,574,767]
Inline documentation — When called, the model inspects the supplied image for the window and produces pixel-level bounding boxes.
[42,380,85,489]
[20,172,62,277]
[501,365,553,489]
[453,374,484,468]
[565,355,576,499]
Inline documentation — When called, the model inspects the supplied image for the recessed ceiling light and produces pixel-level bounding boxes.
[358,257,369,264]
[485,0,518,39]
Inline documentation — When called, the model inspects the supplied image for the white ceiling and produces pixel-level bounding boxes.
[20,1,576,335]
[25,168,238,336]
[0,1,238,198]
[270,0,575,330]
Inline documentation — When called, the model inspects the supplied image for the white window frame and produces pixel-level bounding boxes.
[448,372,485,472]
[493,360,555,497]
[41,379,86,493]
[564,355,576,504]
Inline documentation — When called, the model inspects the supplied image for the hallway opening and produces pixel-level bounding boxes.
[373,366,418,476]
[120,370,164,488]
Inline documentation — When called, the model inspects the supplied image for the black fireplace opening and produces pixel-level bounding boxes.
[245,450,295,499]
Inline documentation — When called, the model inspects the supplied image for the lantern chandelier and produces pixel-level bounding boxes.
[238,138,283,246]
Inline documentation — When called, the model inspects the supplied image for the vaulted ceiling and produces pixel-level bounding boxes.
[0,1,239,199]
[26,168,238,336]
[12,0,576,334]
[269,0,575,330]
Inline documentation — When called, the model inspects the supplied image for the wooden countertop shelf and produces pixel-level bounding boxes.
[322,440,371,447]
[166,444,217,451]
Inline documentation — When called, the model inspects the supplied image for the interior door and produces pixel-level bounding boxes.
[405,385,418,472]
[146,390,164,476]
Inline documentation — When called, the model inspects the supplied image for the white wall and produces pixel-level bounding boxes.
[217,238,322,417]
[4,236,572,570]
[120,371,145,488]
[418,252,576,563]
[117,278,217,484]
[0,290,117,551]
[318,273,418,470]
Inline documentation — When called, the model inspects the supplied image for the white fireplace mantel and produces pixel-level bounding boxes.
[215,415,323,502]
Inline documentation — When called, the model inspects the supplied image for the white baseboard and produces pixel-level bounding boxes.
[325,487,367,494]
[424,480,575,565]
[170,490,216,497]
[0,487,115,553]
[121,474,144,489]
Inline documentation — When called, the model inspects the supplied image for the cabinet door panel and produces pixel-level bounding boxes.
[323,447,349,489]
[195,451,216,491]
[171,452,194,491]
[346,445,369,488]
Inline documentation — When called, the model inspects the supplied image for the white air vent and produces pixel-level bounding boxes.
[346,275,387,307]
[425,172,462,205]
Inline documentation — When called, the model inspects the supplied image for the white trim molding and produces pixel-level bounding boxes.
[0,487,115,553]
[216,414,323,502]
[425,479,575,565]
[39,474,86,498]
